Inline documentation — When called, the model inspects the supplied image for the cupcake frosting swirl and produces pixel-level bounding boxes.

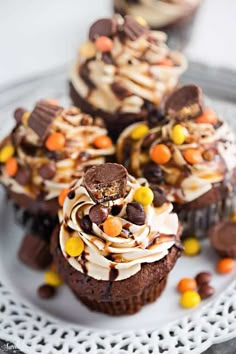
[70,15,187,115]
[60,172,179,281]
[0,104,114,201]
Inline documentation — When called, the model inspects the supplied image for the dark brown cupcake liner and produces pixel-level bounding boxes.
[74,276,167,316]
[178,186,236,239]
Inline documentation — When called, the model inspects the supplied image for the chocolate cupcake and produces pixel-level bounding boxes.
[69,15,187,140]
[114,0,202,49]
[0,101,114,267]
[51,163,182,315]
[208,220,236,258]
[117,85,236,237]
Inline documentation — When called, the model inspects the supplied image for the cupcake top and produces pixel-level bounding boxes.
[117,85,236,204]
[70,15,187,115]
[0,100,114,204]
[59,163,180,281]
[114,0,202,28]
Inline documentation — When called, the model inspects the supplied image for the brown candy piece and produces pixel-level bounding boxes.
[208,220,236,258]
[83,163,128,203]
[152,187,167,207]
[80,215,93,233]
[28,100,63,139]
[195,271,212,286]
[89,18,117,41]
[126,202,145,225]
[38,284,56,299]
[143,163,164,184]
[38,162,56,180]
[14,107,26,124]
[89,204,109,225]
[111,81,131,100]
[198,284,215,299]
[15,166,31,186]
[165,85,204,120]
[123,15,148,41]
[18,234,52,270]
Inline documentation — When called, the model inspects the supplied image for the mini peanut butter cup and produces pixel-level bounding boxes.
[83,163,128,203]
[165,84,204,120]
[208,220,236,258]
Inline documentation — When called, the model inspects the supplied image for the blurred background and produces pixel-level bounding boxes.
[0,0,236,87]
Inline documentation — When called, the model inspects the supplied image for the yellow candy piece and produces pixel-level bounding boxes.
[0,145,15,163]
[230,212,236,222]
[22,111,30,126]
[44,270,63,287]
[80,41,96,59]
[135,16,148,27]
[171,124,186,145]
[65,236,84,257]
[180,290,201,309]
[134,186,154,206]
[130,124,149,141]
[183,237,201,256]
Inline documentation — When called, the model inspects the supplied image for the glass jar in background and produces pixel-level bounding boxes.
[113,0,203,50]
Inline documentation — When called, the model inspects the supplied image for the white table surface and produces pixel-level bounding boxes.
[0,0,236,87]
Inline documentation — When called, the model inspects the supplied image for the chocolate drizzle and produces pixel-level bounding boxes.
[109,266,119,281]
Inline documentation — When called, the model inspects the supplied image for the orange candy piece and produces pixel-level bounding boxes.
[195,109,218,125]
[216,258,235,274]
[150,144,171,165]
[95,36,113,52]
[5,157,18,177]
[158,58,174,67]
[93,135,112,149]
[103,217,123,237]
[45,132,66,151]
[183,148,203,165]
[177,278,197,293]
[58,188,70,207]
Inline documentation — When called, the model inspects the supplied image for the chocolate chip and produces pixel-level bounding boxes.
[38,284,56,299]
[89,204,109,225]
[143,162,164,184]
[89,18,117,41]
[111,204,122,216]
[80,215,93,233]
[83,163,128,203]
[15,166,31,186]
[14,107,26,124]
[153,187,167,207]
[165,85,204,120]
[144,103,166,128]
[111,81,130,100]
[195,272,212,286]
[198,284,215,299]
[126,202,145,225]
[123,15,148,41]
[141,133,157,150]
[38,162,56,180]
[28,100,63,139]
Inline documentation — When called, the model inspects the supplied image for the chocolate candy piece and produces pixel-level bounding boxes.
[18,234,52,270]
[126,202,145,225]
[195,271,212,286]
[165,85,204,120]
[153,187,167,207]
[15,166,31,186]
[198,284,215,299]
[143,162,164,184]
[123,16,148,41]
[38,162,56,180]
[208,220,236,258]
[89,204,109,225]
[141,133,157,150]
[14,107,26,124]
[83,163,128,203]
[89,18,117,41]
[38,284,56,299]
[80,215,93,233]
[28,100,63,139]
[111,81,130,100]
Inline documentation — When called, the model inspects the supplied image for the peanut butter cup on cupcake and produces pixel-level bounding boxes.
[117,85,236,237]
[0,101,115,268]
[51,163,182,315]
[69,15,187,140]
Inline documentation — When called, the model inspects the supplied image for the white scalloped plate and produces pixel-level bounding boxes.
[0,71,236,354]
